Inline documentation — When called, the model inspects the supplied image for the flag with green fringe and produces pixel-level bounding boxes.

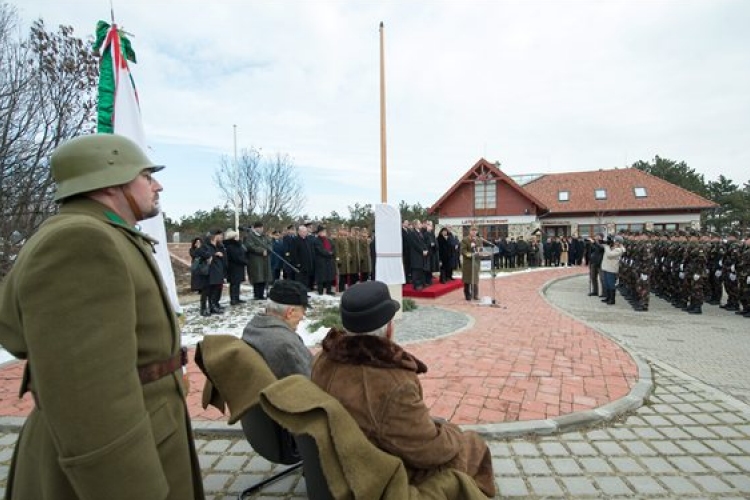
[93,20,182,314]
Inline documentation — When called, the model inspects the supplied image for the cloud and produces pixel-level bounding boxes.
[16,0,750,218]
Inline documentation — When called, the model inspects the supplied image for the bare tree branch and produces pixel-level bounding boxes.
[0,8,97,277]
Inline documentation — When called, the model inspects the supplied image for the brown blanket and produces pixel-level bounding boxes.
[195,334,276,424]
[260,375,490,499]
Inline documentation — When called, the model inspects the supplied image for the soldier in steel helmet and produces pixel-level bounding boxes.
[0,134,205,500]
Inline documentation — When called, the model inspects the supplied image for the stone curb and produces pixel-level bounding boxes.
[0,271,654,440]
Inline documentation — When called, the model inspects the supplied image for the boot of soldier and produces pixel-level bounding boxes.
[601,291,610,303]
[607,290,616,305]
[464,284,472,301]
[689,304,702,314]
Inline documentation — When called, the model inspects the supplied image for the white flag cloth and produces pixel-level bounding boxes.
[105,25,182,314]
[374,204,405,285]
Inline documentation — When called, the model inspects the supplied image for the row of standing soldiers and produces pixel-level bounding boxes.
[279,225,374,295]
[617,230,750,316]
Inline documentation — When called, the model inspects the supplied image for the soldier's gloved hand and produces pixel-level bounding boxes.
[640,274,648,281]
[730,273,737,281]
[693,274,700,281]
[747,276,750,285]
[731,264,736,272]
[715,270,722,277]
[679,272,685,279]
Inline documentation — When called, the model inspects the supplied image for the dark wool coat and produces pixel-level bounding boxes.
[0,198,204,500]
[313,236,337,283]
[401,228,411,272]
[189,246,203,291]
[197,240,226,286]
[311,330,496,497]
[437,233,454,270]
[448,233,461,270]
[281,234,297,274]
[224,239,247,284]
[551,240,562,259]
[406,229,428,271]
[589,241,605,267]
[291,235,315,277]
[423,229,439,272]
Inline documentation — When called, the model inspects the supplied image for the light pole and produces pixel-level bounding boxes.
[233,124,239,232]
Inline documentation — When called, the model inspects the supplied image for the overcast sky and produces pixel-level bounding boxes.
[17,0,750,220]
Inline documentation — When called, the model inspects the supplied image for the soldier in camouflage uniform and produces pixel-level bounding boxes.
[635,232,654,311]
[721,232,742,311]
[685,230,707,314]
[707,232,724,305]
[736,234,750,318]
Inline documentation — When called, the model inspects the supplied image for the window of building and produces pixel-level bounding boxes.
[474,180,496,209]
[594,188,607,200]
[634,187,647,198]
[653,223,679,232]
[558,190,569,202]
[578,225,607,239]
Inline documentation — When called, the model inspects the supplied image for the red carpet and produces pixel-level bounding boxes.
[403,280,463,298]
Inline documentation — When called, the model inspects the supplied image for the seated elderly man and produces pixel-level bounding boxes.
[242,280,313,379]
[311,281,496,497]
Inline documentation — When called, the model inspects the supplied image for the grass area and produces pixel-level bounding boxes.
[307,299,419,331]
[307,304,343,331]
[402,298,418,312]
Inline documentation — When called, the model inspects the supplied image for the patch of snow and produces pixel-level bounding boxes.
[179,292,341,348]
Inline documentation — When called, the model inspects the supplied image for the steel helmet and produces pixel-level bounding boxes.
[52,134,164,202]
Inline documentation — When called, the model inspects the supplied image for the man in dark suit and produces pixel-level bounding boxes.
[292,225,315,290]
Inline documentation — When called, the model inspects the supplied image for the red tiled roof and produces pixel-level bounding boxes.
[429,158,548,214]
[523,167,717,214]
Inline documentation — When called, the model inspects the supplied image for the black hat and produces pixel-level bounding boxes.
[316,224,326,233]
[268,280,311,309]
[340,281,400,334]
[253,221,264,228]
[211,228,224,235]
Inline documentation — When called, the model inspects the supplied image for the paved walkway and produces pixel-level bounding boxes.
[547,274,750,405]
[1,270,750,498]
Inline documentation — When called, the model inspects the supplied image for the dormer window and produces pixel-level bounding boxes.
[595,188,607,200]
[634,187,647,198]
[558,190,569,202]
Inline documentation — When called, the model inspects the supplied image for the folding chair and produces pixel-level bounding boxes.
[194,337,304,499]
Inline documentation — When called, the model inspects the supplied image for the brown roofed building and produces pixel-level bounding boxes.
[430,159,717,239]
[429,158,548,241]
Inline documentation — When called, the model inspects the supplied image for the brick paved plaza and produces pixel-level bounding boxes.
[1,268,749,498]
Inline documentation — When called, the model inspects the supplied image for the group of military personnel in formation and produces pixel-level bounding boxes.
[613,229,750,316]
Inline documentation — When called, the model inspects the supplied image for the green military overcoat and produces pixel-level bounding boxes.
[0,198,204,500]
[334,235,351,275]
[460,236,481,284]
[244,231,272,284]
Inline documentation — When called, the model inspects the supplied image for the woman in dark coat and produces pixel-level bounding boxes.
[189,237,203,292]
[437,227,454,283]
[312,226,337,295]
[196,230,227,316]
[224,230,247,305]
